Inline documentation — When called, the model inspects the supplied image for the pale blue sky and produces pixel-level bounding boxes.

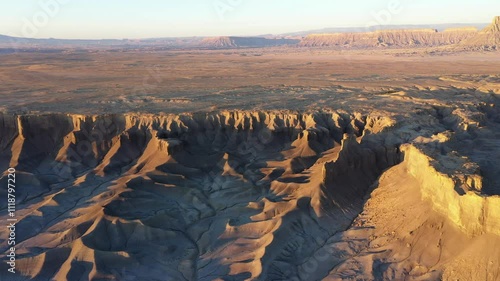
[1,0,499,39]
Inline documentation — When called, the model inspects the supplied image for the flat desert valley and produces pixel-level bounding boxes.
[1,49,500,114]
[1,18,500,281]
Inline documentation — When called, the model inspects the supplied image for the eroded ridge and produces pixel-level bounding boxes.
[0,108,499,280]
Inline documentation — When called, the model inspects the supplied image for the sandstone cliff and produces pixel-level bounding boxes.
[461,16,500,49]
[299,28,478,48]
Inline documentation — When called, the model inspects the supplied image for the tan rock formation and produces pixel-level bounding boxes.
[461,16,500,48]
[299,28,477,48]
[1,106,499,280]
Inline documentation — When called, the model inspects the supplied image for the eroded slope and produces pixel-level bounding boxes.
[0,103,499,280]
[0,112,400,280]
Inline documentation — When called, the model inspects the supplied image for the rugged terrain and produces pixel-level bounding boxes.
[0,17,500,281]
[300,16,500,50]
[0,53,499,280]
[299,28,477,48]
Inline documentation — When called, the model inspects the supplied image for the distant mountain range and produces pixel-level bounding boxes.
[0,35,204,47]
[279,23,489,37]
[0,18,498,50]
[199,37,300,48]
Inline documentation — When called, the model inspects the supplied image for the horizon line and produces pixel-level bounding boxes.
[0,21,491,41]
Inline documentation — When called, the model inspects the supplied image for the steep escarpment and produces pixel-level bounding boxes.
[317,152,500,280]
[299,17,499,49]
[299,28,478,48]
[0,106,499,280]
[482,16,500,33]
[397,102,500,236]
[314,102,500,280]
[0,111,401,280]
[402,144,500,236]
[461,16,500,49]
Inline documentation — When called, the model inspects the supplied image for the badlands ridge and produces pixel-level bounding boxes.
[194,17,500,50]
[1,99,499,280]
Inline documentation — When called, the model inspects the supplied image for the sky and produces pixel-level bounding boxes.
[1,0,499,39]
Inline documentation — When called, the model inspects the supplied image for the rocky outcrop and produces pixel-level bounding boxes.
[461,16,500,49]
[482,16,500,33]
[402,144,500,236]
[299,28,478,48]
[0,110,394,196]
[299,17,499,49]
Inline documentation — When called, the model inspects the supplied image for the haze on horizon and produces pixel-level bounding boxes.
[1,0,499,39]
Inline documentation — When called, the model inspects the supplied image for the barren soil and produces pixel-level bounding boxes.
[0,48,499,281]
